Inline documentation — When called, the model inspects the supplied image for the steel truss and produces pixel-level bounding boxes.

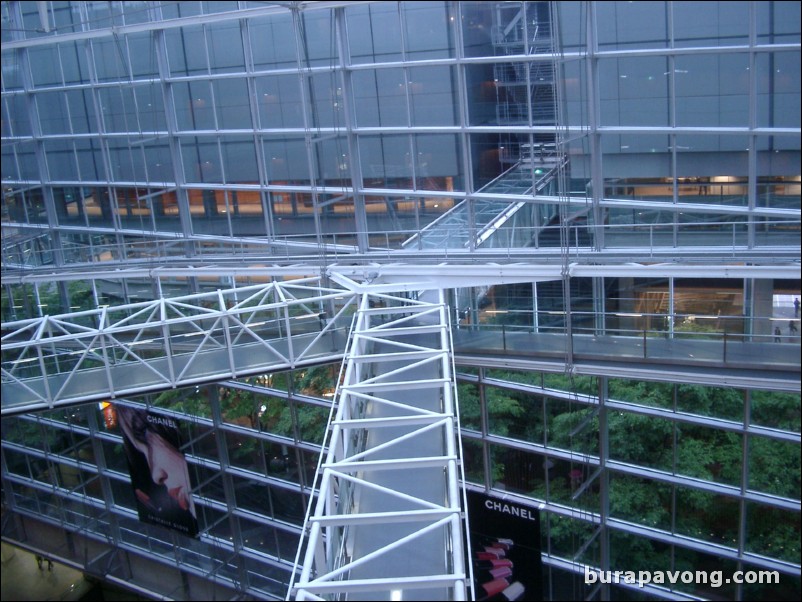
[1,277,356,415]
[289,289,470,601]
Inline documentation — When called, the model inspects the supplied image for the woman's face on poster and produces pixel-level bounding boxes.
[143,429,194,514]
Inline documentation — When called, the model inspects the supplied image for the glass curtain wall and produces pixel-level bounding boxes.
[1,1,800,600]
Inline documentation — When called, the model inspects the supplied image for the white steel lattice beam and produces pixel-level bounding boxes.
[0,278,356,415]
[289,290,471,601]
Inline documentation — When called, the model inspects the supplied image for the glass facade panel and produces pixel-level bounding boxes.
[255,74,304,129]
[402,1,455,60]
[750,390,801,433]
[596,1,669,50]
[673,1,749,48]
[599,56,670,126]
[748,434,801,499]
[757,51,802,129]
[347,3,403,64]
[745,501,801,563]
[675,53,749,127]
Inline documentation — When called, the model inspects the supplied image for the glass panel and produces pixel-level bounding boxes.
[673,1,748,47]
[360,134,412,189]
[596,1,669,50]
[126,32,159,79]
[757,52,802,128]
[182,137,221,184]
[609,473,672,531]
[609,411,674,472]
[166,25,207,76]
[757,1,801,44]
[745,501,801,564]
[609,379,673,410]
[599,56,670,126]
[672,546,739,599]
[37,91,70,134]
[206,21,245,74]
[300,10,336,67]
[44,139,79,181]
[408,65,457,126]
[608,532,671,573]
[352,69,407,127]
[175,81,215,131]
[547,514,596,560]
[491,445,547,496]
[676,383,744,422]
[220,136,258,184]
[239,514,279,555]
[750,390,801,433]
[675,53,748,127]
[461,437,485,485]
[674,487,739,547]
[262,137,308,183]
[255,74,304,129]
[414,133,462,191]
[75,139,104,182]
[748,435,801,499]
[346,3,403,64]
[28,46,62,87]
[212,79,252,130]
[249,14,297,70]
[92,38,128,82]
[65,89,97,134]
[99,86,138,133]
[676,423,742,487]
[402,1,455,60]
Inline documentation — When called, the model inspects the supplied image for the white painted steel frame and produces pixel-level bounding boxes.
[1,277,356,415]
[289,289,470,601]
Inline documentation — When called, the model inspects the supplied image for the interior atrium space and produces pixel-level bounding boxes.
[1,1,800,600]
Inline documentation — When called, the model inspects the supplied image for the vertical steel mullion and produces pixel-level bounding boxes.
[34,317,55,405]
[12,0,66,271]
[153,28,194,262]
[747,0,758,249]
[207,385,246,583]
[98,307,117,397]
[240,18,276,240]
[159,298,177,386]
[453,1,476,252]
[334,7,369,252]
[737,388,751,602]
[291,7,325,251]
[219,289,237,377]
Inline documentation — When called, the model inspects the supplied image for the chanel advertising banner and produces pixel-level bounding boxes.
[116,405,199,537]
[467,490,543,601]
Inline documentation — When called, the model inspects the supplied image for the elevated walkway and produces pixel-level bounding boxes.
[1,278,356,416]
[289,291,470,600]
[4,278,800,417]
[403,154,566,251]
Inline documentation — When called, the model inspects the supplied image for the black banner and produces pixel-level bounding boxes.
[467,490,543,601]
[116,405,199,537]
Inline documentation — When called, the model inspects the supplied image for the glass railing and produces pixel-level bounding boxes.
[4,218,796,273]
[452,311,801,372]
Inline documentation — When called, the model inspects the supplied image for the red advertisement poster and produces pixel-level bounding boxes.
[115,405,199,538]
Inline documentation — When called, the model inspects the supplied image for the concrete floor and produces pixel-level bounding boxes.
[1,542,91,601]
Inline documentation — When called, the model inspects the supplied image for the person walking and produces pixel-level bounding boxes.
[790,320,798,335]
[795,297,800,318]
[774,326,782,342]
[35,554,43,570]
